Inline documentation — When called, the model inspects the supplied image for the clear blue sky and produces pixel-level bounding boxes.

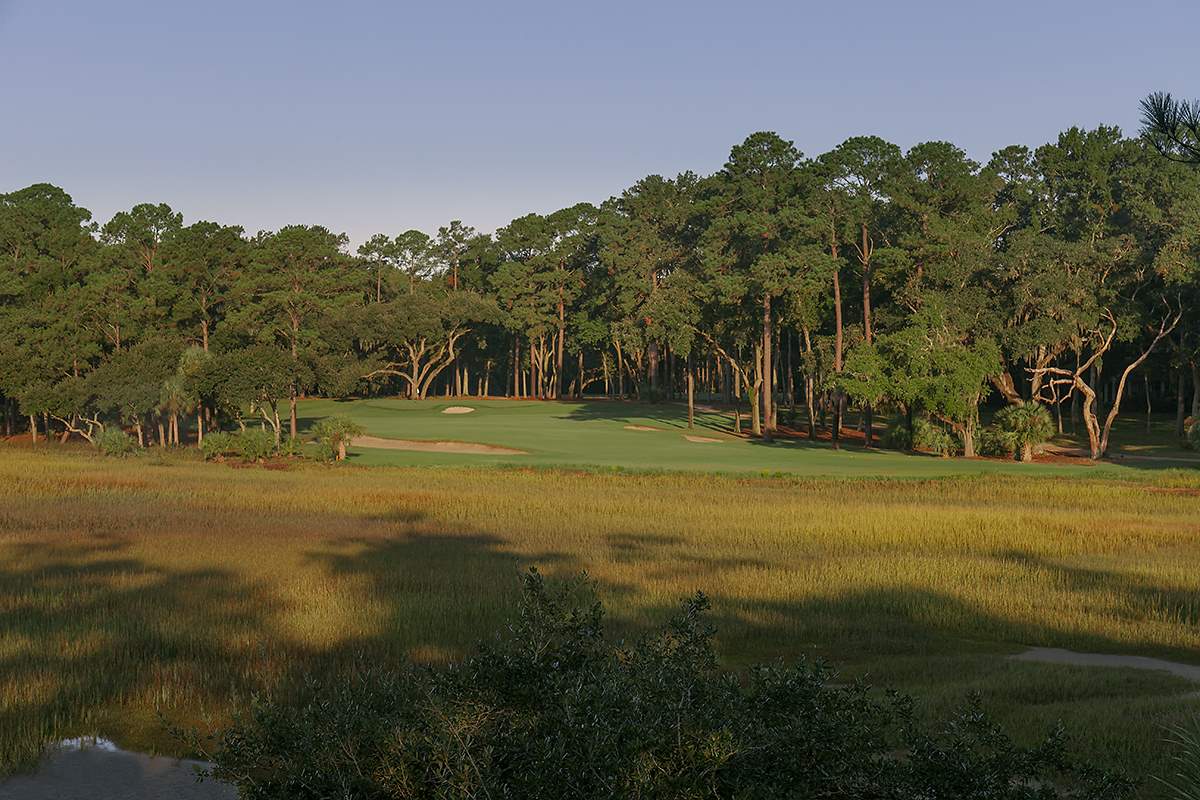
[1,1,1195,244]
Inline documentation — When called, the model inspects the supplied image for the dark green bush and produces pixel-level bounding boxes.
[882,416,957,456]
[882,414,913,450]
[95,428,138,457]
[1187,419,1199,451]
[200,431,236,461]
[234,428,277,462]
[976,424,1015,458]
[197,571,1131,800]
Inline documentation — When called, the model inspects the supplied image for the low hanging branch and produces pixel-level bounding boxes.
[1030,300,1182,459]
[363,326,470,400]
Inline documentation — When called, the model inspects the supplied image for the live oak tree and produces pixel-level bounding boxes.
[2,119,1196,460]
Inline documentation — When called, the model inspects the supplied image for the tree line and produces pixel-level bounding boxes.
[2,125,1198,459]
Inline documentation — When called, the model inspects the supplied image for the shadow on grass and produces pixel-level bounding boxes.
[2,508,1197,787]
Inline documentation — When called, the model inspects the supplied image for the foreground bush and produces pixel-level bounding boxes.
[94,428,138,457]
[197,571,1130,800]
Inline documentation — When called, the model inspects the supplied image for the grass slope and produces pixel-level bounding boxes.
[0,444,1197,792]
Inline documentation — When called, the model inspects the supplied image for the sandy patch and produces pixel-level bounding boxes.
[352,436,526,455]
[442,406,475,414]
[1011,647,1200,683]
[684,435,723,443]
[624,425,662,432]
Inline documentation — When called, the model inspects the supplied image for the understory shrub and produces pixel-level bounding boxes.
[94,428,137,457]
[234,428,277,462]
[201,429,278,462]
[196,571,1131,800]
[881,415,957,456]
[200,432,236,461]
[914,418,957,456]
[994,403,1056,462]
[976,424,1016,458]
[1186,418,1199,451]
[882,414,912,450]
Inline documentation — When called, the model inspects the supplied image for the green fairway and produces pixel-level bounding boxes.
[298,397,1185,477]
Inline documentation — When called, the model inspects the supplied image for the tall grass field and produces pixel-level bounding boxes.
[1,400,1198,792]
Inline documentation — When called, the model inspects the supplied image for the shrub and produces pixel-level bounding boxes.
[976,425,1015,458]
[881,416,957,456]
[200,432,236,461]
[310,415,365,461]
[235,428,277,462]
[199,571,1132,800]
[277,436,306,458]
[914,418,956,457]
[1186,418,1199,451]
[994,403,1056,463]
[94,428,137,457]
[881,415,912,450]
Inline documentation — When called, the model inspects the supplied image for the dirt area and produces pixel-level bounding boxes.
[624,425,663,432]
[1011,647,1200,683]
[684,435,723,443]
[352,436,526,455]
[441,406,475,414]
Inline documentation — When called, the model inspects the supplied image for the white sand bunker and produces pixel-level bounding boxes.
[442,406,475,414]
[684,435,723,443]
[624,425,662,432]
[352,436,526,455]
[1011,647,1200,683]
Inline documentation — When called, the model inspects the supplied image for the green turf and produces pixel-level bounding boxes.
[297,397,1193,477]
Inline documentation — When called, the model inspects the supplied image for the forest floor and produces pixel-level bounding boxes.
[1,405,1198,794]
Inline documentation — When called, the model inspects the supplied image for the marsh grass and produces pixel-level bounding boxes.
[1,444,1198,791]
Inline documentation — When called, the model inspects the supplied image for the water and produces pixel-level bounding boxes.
[0,738,237,800]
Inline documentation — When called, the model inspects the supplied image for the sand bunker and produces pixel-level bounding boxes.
[684,435,723,443]
[624,425,662,432]
[442,406,475,414]
[1011,647,1200,683]
[352,436,526,455]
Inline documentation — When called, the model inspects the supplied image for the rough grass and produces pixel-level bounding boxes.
[1,443,1198,793]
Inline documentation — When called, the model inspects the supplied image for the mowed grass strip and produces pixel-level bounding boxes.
[0,446,1198,788]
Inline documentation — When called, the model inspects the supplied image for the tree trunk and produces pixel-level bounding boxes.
[761,294,773,434]
[1178,370,1189,439]
[1192,360,1200,419]
[197,408,204,446]
[831,247,844,447]
[687,357,695,430]
[337,439,347,461]
[556,297,565,399]
[158,420,167,448]
[135,421,144,448]
[29,414,37,444]
[289,393,298,440]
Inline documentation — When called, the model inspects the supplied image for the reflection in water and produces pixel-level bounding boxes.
[0,737,236,800]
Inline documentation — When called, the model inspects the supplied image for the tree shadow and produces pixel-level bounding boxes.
[0,536,282,772]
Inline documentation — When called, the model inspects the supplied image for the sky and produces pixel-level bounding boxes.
[1,0,1197,245]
